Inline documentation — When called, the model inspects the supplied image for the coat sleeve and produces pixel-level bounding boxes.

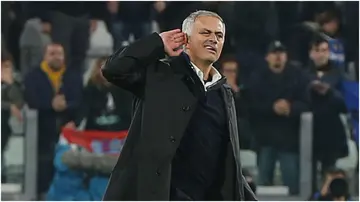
[101,33,165,98]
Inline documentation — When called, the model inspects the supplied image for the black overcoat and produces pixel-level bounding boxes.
[101,33,257,201]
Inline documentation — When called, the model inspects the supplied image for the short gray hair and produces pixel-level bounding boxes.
[182,10,225,36]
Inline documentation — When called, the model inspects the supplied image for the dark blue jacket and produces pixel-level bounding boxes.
[24,67,83,147]
[247,64,311,152]
[306,62,349,159]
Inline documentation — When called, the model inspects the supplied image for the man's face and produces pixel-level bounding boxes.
[221,61,238,83]
[185,16,225,64]
[266,51,287,73]
[322,19,339,35]
[1,60,13,70]
[44,44,65,70]
[310,42,330,67]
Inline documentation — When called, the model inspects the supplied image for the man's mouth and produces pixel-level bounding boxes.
[204,45,217,54]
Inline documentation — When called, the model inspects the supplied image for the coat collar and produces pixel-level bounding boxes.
[168,52,227,92]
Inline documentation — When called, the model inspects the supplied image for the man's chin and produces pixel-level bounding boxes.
[204,55,218,64]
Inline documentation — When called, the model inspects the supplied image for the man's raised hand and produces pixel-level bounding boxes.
[159,29,186,56]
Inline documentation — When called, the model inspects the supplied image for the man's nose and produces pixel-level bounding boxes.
[208,33,218,44]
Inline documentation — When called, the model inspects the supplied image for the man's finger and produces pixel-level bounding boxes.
[174,36,185,43]
[174,41,185,48]
[166,29,181,35]
[174,48,183,55]
[172,32,185,39]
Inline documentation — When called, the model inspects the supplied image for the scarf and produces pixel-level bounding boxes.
[40,61,66,93]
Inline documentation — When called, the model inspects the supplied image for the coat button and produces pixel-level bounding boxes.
[182,106,191,111]
[156,170,161,176]
[169,136,176,143]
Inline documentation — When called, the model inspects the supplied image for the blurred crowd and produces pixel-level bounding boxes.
[1,1,359,201]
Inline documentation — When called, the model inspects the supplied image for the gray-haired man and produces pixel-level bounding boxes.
[102,10,256,201]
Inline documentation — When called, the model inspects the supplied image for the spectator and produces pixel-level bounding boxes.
[64,57,132,132]
[23,2,107,70]
[218,55,253,150]
[24,43,83,198]
[306,36,349,188]
[108,1,153,49]
[316,9,346,70]
[247,41,310,195]
[1,51,24,183]
[309,168,351,201]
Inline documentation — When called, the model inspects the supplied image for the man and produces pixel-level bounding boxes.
[24,43,83,199]
[315,9,345,70]
[247,41,310,195]
[1,51,24,183]
[309,168,350,200]
[306,36,348,191]
[101,10,256,201]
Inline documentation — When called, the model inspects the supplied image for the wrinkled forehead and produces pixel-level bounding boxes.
[193,16,225,35]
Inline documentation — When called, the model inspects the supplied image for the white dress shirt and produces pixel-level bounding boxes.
[190,62,222,91]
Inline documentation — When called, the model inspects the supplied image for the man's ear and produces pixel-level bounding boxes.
[185,34,190,49]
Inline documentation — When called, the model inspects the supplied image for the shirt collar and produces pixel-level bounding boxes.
[190,62,222,91]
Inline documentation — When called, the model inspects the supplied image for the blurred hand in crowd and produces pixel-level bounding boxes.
[273,99,290,116]
[311,80,330,95]
[154,1,166,13]
[64,121,76,129]
[10,104,22,122]
[159,29,186,56]
[107,1,119,14]
[52,94,67,112]
[90,19,98,33]
[42,22,52,34]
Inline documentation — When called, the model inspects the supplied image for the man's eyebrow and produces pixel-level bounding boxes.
[202,28,223,35]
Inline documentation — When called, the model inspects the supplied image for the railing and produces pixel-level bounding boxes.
[256,112,313,201]
[1,106,38,200]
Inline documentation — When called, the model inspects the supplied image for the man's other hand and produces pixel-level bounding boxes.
[42,22,51,34]
[1,67,14,85]
[273,99,290,116]
[52,94,67,112]
[64,121,76,129]
[159,29,186,56]
[107,1,119,14]
[311,80,330,95]
[10,104,22,122]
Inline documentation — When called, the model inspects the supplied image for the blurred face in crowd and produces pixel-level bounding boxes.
[322,19,339,36]
[266,51,287,73]
[44,44,65,70]
[310,42,330,67]
[185,16,225,65]
[221,61,238,84]
[2,60,13,70]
